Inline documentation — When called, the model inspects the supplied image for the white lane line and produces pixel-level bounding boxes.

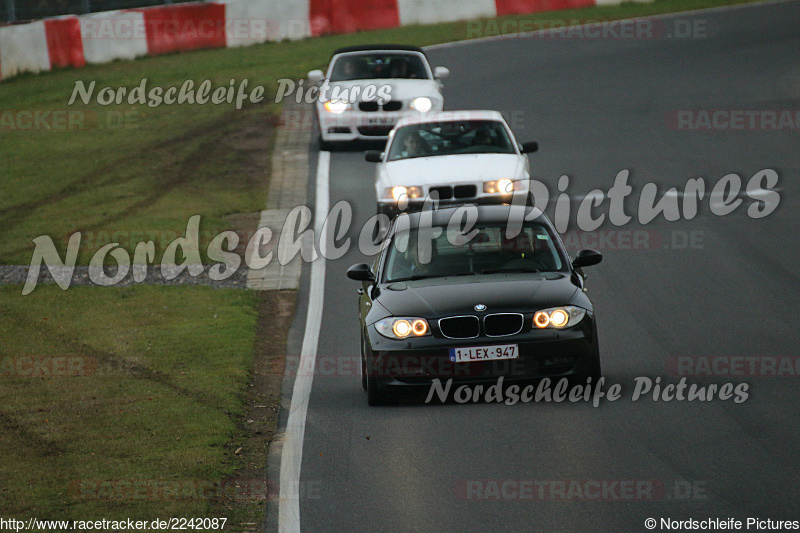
[279,150,330,533]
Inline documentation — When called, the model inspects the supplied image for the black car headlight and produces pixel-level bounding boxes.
[375,317,430,339]
[533,306,586,329]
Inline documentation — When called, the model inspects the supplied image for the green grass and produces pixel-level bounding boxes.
[0,285,258,520]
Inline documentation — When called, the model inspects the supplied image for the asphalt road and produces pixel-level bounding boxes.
[296,2,800,530]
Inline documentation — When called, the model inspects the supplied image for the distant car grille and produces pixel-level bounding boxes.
[439,316,480,339]
[382,100,402,111]
[484,313,524,337]
[358,100,402,112]
[429,186,453,200]
[427,185,477,201]
[454,185,477,199]
[357,125,394,136]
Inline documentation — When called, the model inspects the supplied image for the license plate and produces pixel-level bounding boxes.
[449,344,519,363]
[367,117,394,125]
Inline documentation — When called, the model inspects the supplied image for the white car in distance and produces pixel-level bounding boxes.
[365,110,539,218]
[308,44,449,149]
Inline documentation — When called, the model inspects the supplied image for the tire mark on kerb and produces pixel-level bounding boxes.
[279,150,329,533]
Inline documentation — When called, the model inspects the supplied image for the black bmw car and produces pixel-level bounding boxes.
[347,205,603,405]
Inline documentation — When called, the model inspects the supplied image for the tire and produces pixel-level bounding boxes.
[580,327,602,384]
[525,191,535,207]
[360,336,368,391]
[589,325,602,382]
[365,353,396,406]
[372,205,392,244]
[587,351,602,382]
[366,372,392,406]
[318,135,333,151]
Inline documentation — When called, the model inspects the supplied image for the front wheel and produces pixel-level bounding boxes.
[318,135,334,151]
[366,372,392,406]
[587,351,602,382]
[372,205,392,244]
[360,336,368,391]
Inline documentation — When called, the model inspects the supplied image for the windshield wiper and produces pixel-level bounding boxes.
[481,268,540,274]
[387,274,442,282]
[388,271,477,282]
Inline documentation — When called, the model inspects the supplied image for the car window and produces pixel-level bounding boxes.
[384,223,565,282]
[329,53,429,81]
[387,120,515,161]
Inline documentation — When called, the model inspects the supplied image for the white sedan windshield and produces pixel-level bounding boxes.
[387,120,516,161]
[329,53,429,81]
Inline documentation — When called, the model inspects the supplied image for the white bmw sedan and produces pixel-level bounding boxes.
[308,44,449,148]
[365,110,539,217]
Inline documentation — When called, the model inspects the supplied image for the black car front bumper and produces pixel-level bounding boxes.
[365,316,599,391]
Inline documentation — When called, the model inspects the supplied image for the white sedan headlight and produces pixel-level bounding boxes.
[409,97,433,112]
[533,306,587,329]
[385,186,423,203]
[483,179,514,194]
[323,100,351,114]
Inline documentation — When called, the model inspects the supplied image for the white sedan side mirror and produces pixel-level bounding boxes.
[433,66,450,79]
[308,69,325,84]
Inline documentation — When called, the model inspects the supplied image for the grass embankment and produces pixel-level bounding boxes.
[0,285,257,520]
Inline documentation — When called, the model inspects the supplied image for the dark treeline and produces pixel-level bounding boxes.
[1,0,197,23]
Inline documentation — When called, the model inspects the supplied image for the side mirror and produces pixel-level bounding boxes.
[521,141,538,154]
[347,263,375,282]
[433,66,449,79]
[308,69,324,84]
[572,249,602,269]
[364,150,384,163]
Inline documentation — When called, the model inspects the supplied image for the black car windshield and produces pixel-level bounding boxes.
[383,223,565,282]
[329,53,429,81]
[387,120,516,161]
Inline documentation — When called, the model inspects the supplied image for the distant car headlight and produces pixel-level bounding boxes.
[483,179,514,194]
[409,97,433,112]
[323,100,351,114]
[375,317,430,339]
[384,186,423,203]
[533,306,586,329]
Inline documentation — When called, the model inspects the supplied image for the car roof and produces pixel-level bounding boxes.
[394,110,507,129]
[332,44,426,56]
[393,205,549,230]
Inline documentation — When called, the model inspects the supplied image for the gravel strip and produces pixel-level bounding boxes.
[0,265,249,289]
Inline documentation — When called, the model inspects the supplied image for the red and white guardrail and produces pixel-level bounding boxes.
[0,0,634,81]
